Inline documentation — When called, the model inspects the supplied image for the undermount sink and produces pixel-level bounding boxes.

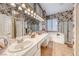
[8,40,32,53]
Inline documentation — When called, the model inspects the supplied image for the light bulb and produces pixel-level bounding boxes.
[25,10,28,13]
[22,4,26,8]
[27,8,30,12]
[28,12,30,15]
[31,10,33,13]
[34,13,36,16]
[18,7,22,10]
[10,3,16,7]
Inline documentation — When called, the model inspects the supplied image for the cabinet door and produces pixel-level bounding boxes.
[4,17,12,38]
[34,49,40,56]
[16,21,23,37]
[22,45,38,56]
[0,14,12,38]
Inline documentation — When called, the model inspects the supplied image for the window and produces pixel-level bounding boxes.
[47,19,58,31]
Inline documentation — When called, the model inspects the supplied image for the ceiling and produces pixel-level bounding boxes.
[40,3,73,15]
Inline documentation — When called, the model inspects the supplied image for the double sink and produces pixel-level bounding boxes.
[8,38,33,53]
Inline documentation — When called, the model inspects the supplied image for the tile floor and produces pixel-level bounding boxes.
[41,41,73,56]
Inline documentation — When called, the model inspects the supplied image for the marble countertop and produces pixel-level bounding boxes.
[1,33,48,56]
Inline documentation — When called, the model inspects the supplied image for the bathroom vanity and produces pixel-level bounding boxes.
[49,32,64,44]
[1,33,49,56]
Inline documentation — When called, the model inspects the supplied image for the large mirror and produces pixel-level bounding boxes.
[0,14,41,39]
[14,17,40,38]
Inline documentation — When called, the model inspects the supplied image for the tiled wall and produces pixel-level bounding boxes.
[47,9,73,21]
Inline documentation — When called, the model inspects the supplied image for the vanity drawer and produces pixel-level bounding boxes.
[23,45,38,56]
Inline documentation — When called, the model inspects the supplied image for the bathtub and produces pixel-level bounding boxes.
[48,32,64,44]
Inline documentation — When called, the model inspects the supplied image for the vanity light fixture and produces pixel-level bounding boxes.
[21,4,26,8]
[35,15,44,21]
[24,10,28,14]
[30,11,34,17]
[34,13,36,16]
[27,8,30,12]
[10,4,44,21]
[18,6,22,10]
[34,13,36,18]
[10,3,16,7]
[28,12,30,15]
[31,10,33,14]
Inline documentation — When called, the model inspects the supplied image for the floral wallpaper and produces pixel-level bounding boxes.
[47,9,73,21]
